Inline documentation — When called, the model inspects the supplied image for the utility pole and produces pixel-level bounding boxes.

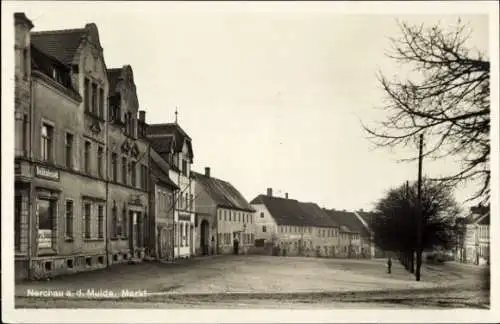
[415,134,424,281]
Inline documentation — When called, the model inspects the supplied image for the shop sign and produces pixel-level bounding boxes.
[38,229,52,249]
[35,165,60,181]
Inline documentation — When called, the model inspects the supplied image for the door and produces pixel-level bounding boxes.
[200,220,209,255]
[129,211,137,255]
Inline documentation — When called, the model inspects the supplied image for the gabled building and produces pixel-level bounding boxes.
[460,205,490,265]
[14,13,112,279]
[147,149,179,260]
[106,65,150,264]
[192,167,255,255]
[250,189,340,257]
[324,209,365,258]
[147,122,195,259]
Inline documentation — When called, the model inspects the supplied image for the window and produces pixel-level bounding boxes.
[111,153,118,182]
[99,88,104,119]
[189,194,193,211]
[41,123,54,162]
[23,48,29,78]
[98,205,104,238]
[22,114,28,156]
[131,161,137,186]
[65,200,74,239]
[91,83,98,114]
[122,157,127,184]
[141,165,148,189]
[65,133,73,168]
[84,78,90,112]
[123,208,128,237]
[180,223,184,247]
[260,212,264,218]
[224,210,227,221]
[112,205,118,238]
[182,159,187,176]
[38,198,55,249]
[229,212,231,221]
[83,203,91,239]
[262,225,267,233]
[97,146,104,177]
[84,141,91,173]
[15,195,22,251]
[174,224,178,247]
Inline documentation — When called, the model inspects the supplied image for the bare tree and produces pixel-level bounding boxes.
[363,19,490,204]
[372,179,460,280]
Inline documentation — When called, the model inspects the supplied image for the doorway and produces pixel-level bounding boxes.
[200,220,209,255]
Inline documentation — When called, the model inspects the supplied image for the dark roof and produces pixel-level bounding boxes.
[147,123,193,161]
[150,158,179,190]
[149,136,175,154]
[477,214,490,225]
[324,209,370,237]
[107,68,122,95]
[192,171,254,212]
[31,28,86,65]
[14,13,34,29]
[30,44,82,101]
[250,194,338,227]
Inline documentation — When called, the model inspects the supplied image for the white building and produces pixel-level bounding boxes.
[147,122,196,259]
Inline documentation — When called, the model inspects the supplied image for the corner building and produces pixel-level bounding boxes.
[14,13,110,279]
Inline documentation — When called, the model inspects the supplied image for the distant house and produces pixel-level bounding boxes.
[250,189,340,257]
[324,209,366,258]
[460,206,490,265]
[354,210,391,258]
[192,168,255,255]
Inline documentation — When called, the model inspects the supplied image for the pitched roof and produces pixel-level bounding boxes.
[477,214,490,225]
[192,171,254,212]
[324,209,370,237]
[150,158,179,190]
[250,194,338,227]
[30,44,82,101]
[148,136,175,154]
[147,123,193,161]
[31,28,86,65]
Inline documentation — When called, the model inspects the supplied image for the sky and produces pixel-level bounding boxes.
[3,2,494,212]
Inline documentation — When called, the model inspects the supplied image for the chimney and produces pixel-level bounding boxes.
[205,167,211,177]
[267,188,273,197]
[359,208,364,212]
[285,193,288,199]
[139,110,146,123]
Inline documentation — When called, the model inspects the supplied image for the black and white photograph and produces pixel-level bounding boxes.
[2,1,499,323]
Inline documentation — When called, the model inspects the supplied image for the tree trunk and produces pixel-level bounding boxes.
[416,248,422,281]
[410,250,415,273]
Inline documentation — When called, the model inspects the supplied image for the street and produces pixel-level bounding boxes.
[15,255,489,309]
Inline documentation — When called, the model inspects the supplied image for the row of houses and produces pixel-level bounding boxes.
[13,13,379,280]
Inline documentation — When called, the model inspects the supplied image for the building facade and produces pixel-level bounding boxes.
[192,167,255,255]
[250,189,340,257]
[14,14,114,279]
[325,209,367,258]
[459,206,490,265]
[147,149,179,260]
[106,66,150,264]
[147,123,196,259]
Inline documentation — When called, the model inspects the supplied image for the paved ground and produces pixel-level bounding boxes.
[15,255,489,309]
